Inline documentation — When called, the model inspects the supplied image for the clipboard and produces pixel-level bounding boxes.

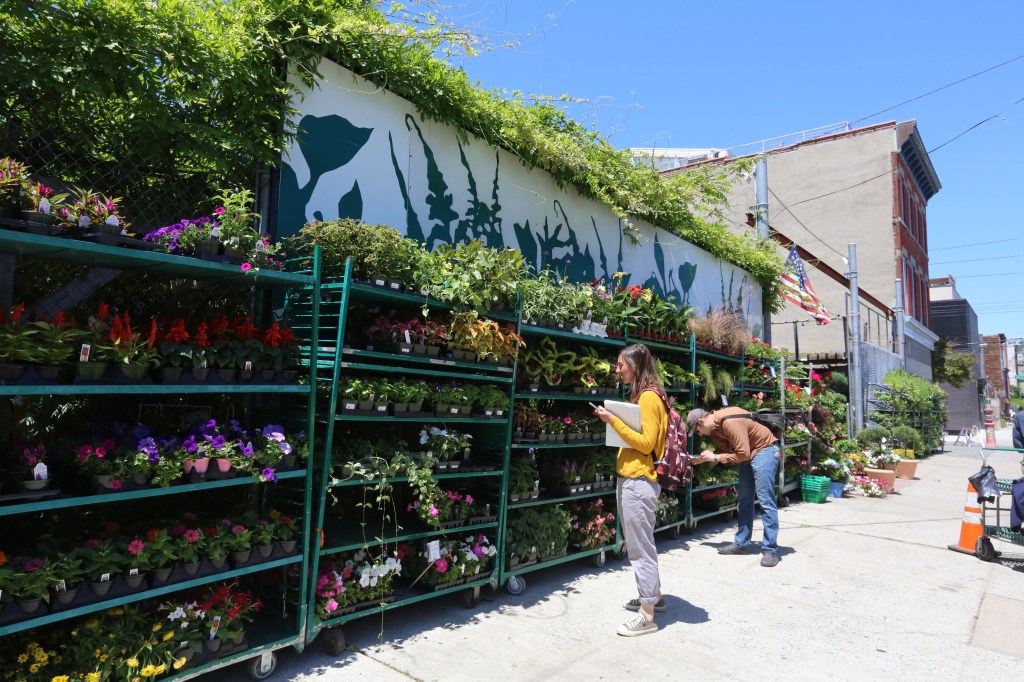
[603,399,641,448]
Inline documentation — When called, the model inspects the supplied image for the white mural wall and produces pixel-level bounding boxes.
[278,58,763,335]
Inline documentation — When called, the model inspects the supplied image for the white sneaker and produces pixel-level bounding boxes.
[617,612,658,637]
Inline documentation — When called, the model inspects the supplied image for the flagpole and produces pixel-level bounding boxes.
[848,243,864,431]
[756,156,771,345]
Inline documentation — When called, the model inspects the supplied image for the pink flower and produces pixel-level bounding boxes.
[214,206,225,215]
[231,524,246,535]
[325,598,339,612]
[185,529,200,543]
[465,494,474,505]
[109,479,122,489]
[428,506,439,517]
[84,538,101,550]
[241,263,252,272]
[435,558,448,573]
[128,540,145,556]
[564,417,572,424]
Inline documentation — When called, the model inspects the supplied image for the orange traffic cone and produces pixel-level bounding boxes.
[948,483,985,555]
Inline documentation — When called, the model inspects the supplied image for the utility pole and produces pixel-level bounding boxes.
[848,243,864,431]
[894,277,906,365]
[756,156,771,344]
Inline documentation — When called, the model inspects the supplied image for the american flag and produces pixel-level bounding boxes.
[778,245,832,325]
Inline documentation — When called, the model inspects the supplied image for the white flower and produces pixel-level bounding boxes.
[369,575,379,587]
[359,573,370,588]
[167,607,186,621]
[78,215,91,228]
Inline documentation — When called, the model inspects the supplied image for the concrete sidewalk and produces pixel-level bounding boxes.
[227,434,1024,681]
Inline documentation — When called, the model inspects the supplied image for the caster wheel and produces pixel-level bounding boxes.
[506,575,526,596]
[591,551,606,567]
[247,652,278,680]
[778,495,790,508]
[976,536,999,562]
[669,524,681,540]
[322,628,346,656]
[461,586,481,608]
[617,544,628,561]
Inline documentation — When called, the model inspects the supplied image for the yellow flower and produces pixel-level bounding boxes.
[85,619,100,629]
[126,658,139,668]
[140,665,157,676]
[16,654,28,664]
[70,629,79,638]
[108,607,125,616]
[162,631,174,642]
[86,674,100,682]
[29,665,40,674]
[151,624,161,633]
[173,657,186,670]
[50,676,69,682]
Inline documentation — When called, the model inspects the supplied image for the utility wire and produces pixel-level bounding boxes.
[853,52,1024,123]
[954,272,1021,278]
[931,255,1020,265]
[930,238,1020,251]
[767,187,848,259]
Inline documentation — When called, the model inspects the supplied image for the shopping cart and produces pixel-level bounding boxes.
[975,446,1024,562]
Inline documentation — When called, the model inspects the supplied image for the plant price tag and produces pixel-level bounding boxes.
[343,402,356,411]
[426,540,441,563]
[100,573,111,583]
[404,329,412,344]
[79,343,91,363]
[244,360,252,371]
[721,395,729,406]
[770,366,777,378]
[376,405,387,413]
[54,579,67,593]
[33,462,48,481]
[209,615,221,640]
[129,568,139,577]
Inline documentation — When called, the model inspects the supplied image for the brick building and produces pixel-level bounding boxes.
[982,333,1010,418]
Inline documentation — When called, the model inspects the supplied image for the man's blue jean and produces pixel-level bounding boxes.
[734,443,781,554]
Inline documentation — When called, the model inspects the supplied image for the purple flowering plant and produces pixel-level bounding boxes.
[2,554,57,600]
[143,216,216,255]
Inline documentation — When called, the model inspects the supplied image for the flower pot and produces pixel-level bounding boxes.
[896,459,918,480]
[89,579,114,596]
[197,239,221,259]
[209,555,227,570]
[357,400,373,410]
[458,405,471,415]
[279,454,298,469]
[214,368,236,383]
[828,481,845,498]
[183,458,210,475]
[36,364,61,381]
[881,462,899,472]
[277,539,298,554]
[190,367,211,382]
[181,561,202,576]
[131,472,150,486]
[230,549,252,566]
[409,401,424,412]
[152,566,174,582]
[393,402,410,413]
[864,467,897,488]
[123,571,148,589]
[0,363,26,382]
[53,585,81,606]
[259,369,278,382]
[214,458,232,473]
[76,361,109,381]
[255,544,274,559]
[21,210,56,225]
[15,479,50,491]
[205,638,223,653]
[15,597,44,615]
[91,474,119,490]
[237,369,254,383]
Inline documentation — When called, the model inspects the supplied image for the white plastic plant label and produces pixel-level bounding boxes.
[100,573,111,583]
[404,329,412,344]
[33,462,47,481]
[79,343,91,363]
[54,579,66,593]
[209,615,221,640]
[244,360,252,371]
[721,395,729,406]
[376,405,387,413]
[129,568,139,577]
[344,402,356,410]
[769,365,777,378]
[426,540,441,562]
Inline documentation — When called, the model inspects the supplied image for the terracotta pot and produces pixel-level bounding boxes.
[183,458,210,474]
[864,467,897,488]
[214,458,232,473]
[896,459,918,480]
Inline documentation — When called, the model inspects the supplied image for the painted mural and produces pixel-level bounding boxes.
[278,59,763,336]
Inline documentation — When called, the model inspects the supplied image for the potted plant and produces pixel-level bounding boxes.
[143,216,216,256]
[14,442,51,491]
[271,511,299,554]
[223,520,254,566]
[200,525,230,572]
[80,537,128,596]
[101,312,160,381]
[2,555,56,614]
[0,303,41,381]
[0,156,29,218]
[210,187,261,262]
[74,437,125,491]
[476,385,508,418]
[21,181,67,226]
[27,310,87,380]
[62,186,129,235]
[45,548,88,606]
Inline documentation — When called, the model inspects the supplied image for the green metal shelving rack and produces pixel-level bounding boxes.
[0,231,322,680]
[294,259,514,655]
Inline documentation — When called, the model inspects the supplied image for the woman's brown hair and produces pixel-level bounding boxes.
[619,343,663,403]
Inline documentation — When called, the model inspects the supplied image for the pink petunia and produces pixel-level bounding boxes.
[325,598,339,612]
[214,206,225,215]
[241,263,252,272]
[110,479,122,489]
[435,558,448,573]
[428,506,439,517]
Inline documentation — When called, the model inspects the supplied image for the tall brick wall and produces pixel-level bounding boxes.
[982,334,1007,415]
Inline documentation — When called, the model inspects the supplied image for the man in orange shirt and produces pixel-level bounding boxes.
[688,407,782,567]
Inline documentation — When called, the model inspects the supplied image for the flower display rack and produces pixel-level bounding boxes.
[0,237,322,680]
[293,257,513,653]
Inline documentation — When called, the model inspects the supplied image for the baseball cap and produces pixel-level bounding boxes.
[686,409,707,438]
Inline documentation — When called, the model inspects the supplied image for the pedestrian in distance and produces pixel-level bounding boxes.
[1012,408,1024,450]
[687,407,783,567]
[593,343,668,636]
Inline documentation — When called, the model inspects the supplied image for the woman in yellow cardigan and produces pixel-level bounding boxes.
[594,343,666,636]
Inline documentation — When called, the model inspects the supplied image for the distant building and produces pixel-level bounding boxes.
[658,120,941,384]
[982,333,1011,418]
[929,276,985,432]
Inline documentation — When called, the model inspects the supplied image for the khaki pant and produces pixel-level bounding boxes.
[617,476,661,605]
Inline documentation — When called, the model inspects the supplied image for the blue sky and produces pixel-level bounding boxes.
[436,0,1024,344]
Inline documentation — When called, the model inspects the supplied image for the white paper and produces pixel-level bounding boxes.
[426,540,441,562]
[603,399,642,449]
[721,395,729,406]
[769,365,777,378]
